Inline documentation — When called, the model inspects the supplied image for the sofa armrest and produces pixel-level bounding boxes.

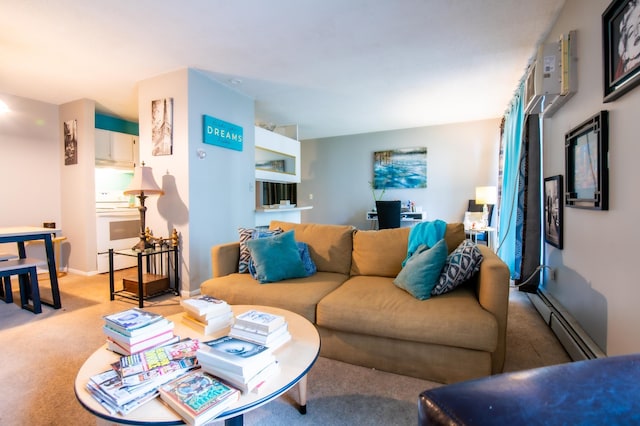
[211,242,240,278]
[475,245,510,374]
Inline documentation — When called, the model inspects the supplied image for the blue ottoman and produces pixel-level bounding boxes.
[419,354,640,425]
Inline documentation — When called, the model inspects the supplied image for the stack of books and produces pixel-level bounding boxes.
[229,309,291,351]
[181,295,233,335]
[86,339,200,415]
[103,308,177,355]
[159,370,240,426]
[196,335,279,394]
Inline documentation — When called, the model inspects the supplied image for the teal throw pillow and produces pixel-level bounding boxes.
[393,239,448,300]
[248,241,317,279]
[245,230,307,283]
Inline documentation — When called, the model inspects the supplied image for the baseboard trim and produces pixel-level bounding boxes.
[527,288,605,361]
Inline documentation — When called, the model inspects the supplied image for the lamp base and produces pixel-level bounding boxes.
[131,238,153,252]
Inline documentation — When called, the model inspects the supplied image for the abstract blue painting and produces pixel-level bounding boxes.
[373,147,427,189]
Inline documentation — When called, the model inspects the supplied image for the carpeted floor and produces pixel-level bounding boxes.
[0,271,570,426]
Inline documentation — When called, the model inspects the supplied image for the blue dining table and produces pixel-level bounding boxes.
[0,226,62,309]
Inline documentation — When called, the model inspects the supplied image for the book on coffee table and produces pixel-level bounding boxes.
[159,370,240,426]
[234,309,285,334]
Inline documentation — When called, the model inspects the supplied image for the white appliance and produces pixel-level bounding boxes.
[96,206,140,273]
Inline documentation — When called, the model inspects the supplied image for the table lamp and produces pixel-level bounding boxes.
[475,186,497,227]
[124,162,164,251]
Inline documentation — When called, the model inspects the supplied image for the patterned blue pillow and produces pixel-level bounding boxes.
[249,241,316,279]
[432,239,483,296]
[238,227,282,273]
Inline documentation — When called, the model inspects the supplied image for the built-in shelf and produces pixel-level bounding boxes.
[255,206,313,213]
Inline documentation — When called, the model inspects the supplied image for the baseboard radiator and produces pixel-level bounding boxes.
[527,288,606,361]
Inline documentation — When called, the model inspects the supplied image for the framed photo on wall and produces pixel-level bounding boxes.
[151,98,173,156]
[373,147,427,189]
[603,0,640,102]
[564,111,609,210]
[544,175,563,249]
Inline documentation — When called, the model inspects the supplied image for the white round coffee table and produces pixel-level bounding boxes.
[74,305,320,425]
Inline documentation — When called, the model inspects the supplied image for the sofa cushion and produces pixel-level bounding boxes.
[393,239,448,300]
[350,227,410,277]
[444,222,466,253]
[245,230,307,283]
[316,275,498,352]
[432,239,483,296]
[269,221,354,275]
[237,227,282,273]
[200,271,349,323]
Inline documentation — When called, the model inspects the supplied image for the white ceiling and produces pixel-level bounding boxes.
[0,0,564,140]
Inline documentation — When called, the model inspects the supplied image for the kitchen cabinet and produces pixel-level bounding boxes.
[95,129,138,167]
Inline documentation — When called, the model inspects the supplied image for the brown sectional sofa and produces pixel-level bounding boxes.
[200,220,510,384]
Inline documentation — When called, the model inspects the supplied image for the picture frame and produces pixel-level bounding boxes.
[373,147,427,189]
[603,0,640,102]
[544,175,563,249]
[564,111,609,210]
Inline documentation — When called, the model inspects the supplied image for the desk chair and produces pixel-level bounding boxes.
[375,201,401,229]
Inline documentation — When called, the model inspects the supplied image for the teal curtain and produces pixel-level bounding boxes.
[497,83,526,279]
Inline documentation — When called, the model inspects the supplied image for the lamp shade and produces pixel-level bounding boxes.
[475,186,497,205]
[124,164,164,196]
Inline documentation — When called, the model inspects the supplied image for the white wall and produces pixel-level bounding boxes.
[0,94,62,260]
[138,69,255,295]
[60,99,97,273]
[541,0,640,355]
[300,118,501,229]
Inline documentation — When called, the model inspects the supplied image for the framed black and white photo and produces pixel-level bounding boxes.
[151,98,173,156]
[64,119,77,165]
[603,0,640,101]
[565,111,609,210]
[544,175,563,249]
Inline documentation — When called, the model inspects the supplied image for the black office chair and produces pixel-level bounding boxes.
[375,200,402,229]
[466,199,494,243]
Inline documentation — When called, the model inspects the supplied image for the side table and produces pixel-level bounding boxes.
[108,244,179,308]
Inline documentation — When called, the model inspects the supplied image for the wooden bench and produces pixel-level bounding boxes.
[0,253,19,303]
[0,257,45,313]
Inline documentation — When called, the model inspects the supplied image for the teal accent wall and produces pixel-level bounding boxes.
[95,113,139,135]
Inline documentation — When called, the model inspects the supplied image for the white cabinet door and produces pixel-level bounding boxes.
[95,129,111,161]
[111,132,135,164]
[95,129,137,166]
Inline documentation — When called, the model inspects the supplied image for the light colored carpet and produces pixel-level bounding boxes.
[0,272,569,426]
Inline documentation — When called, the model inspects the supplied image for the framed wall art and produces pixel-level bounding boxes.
[565,111,609,210]
[64,119,78,165]
[544,175,563,249]
[603,0,640,102]
[373,147,427,189]
[151,98,173,156]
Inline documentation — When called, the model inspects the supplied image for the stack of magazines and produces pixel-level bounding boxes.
[86,339,200,415]
[103,308,177,355]
[196,335,279,394]
[181,295,233,335]
[229,309,291,351]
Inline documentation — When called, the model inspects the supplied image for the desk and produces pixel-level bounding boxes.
[74,305,321,426]
[466,227,497,250]
[0,226,62,309]
[366,211,426,229]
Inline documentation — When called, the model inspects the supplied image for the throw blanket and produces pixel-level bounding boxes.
[403,219,447,266]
